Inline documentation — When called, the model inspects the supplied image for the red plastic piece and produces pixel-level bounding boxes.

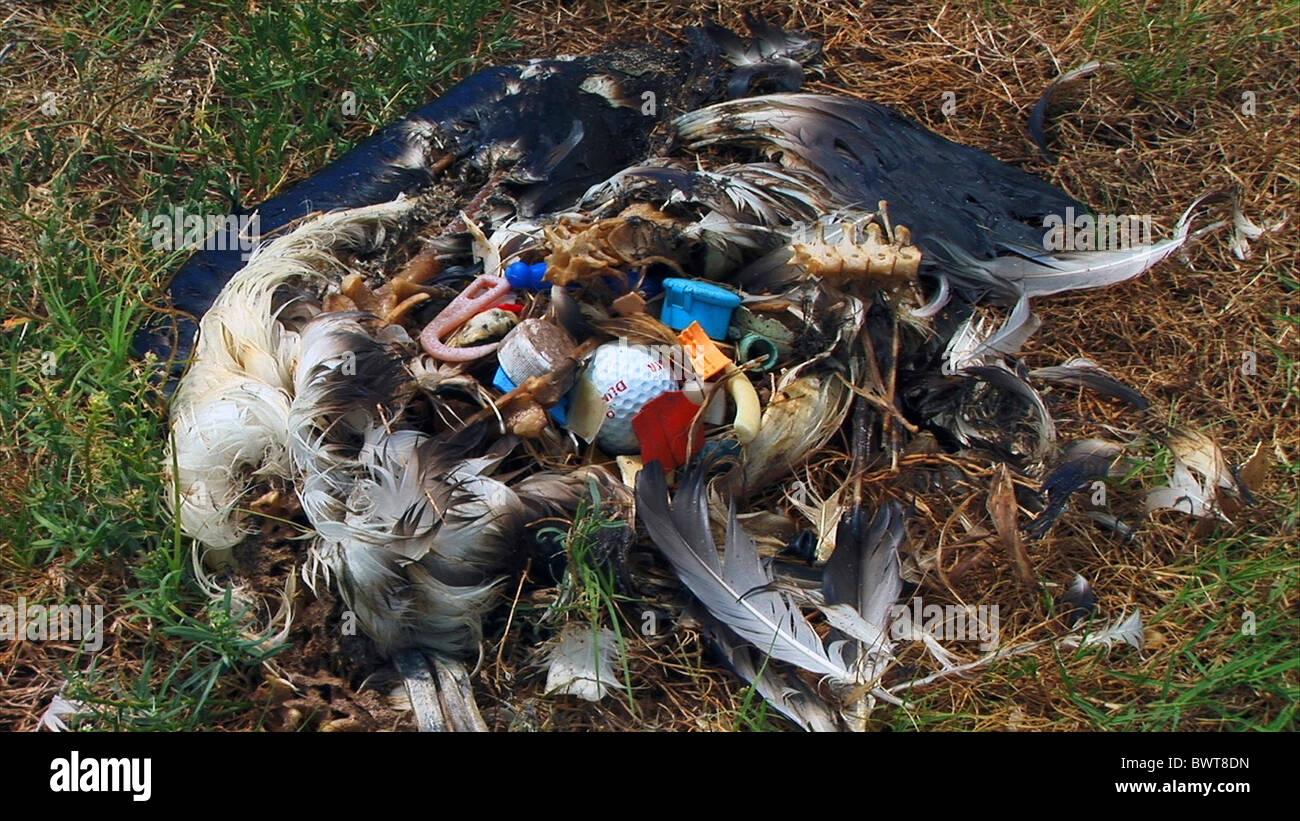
[632,391,703,471]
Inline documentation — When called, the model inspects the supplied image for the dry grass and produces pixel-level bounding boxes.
[1,0,1295,731]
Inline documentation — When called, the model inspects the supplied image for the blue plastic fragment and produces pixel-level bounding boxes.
[630,270,664,298]
[492,365,568,425]
[659,278,741,340]
[505,261,549,290]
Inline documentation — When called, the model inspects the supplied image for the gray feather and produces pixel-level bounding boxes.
[823,501,905,636]
[1029,357,1148,409]
[697,609,841,732]
[955,194,1218,298]
[1027,438,1123,538]
[636,462,852,681]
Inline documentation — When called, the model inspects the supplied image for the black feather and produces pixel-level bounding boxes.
[824,501,905,639]
[675,94,1086,268]
[1029,359,1149,410]
[1026,62,1104,164]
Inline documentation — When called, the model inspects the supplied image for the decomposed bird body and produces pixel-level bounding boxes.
[149,19,1225,730]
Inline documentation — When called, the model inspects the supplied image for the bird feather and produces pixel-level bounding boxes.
[1028,357,1148,409]
[636,462,854,681]
[823,501,905,643]
[696,609,840,732]
[544,625,627,702]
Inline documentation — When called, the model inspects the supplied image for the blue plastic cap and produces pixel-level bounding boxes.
[505,261,549,291]
[659,278,742,340]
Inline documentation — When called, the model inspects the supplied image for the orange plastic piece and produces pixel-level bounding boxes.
[676,321,732,380]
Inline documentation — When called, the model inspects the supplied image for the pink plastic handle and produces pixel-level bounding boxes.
[419,274,512,361]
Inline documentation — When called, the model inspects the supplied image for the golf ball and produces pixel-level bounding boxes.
[582,342,676,454]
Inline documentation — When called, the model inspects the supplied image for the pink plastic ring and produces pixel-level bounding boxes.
[419,274,512,362]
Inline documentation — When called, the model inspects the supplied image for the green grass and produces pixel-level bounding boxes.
[0,0,508,731]
[210,0,508,200]
[726,680,782,732]
[1059,531,1299,730]
[1080,0,1297,101]
[537,484,640,717]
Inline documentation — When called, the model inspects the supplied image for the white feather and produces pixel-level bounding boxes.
[167,199,418,557]
[973,195,1217,297]
[544,625,627,702]
[1062,610,1144,651]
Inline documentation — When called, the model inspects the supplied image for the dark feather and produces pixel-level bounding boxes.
[823,501,905,637]
[1026,62,1104,164]
[1026,439,1122,538]
[674,93,1086,268]
[1029,358,1149,409]
[1055,573,1097,628]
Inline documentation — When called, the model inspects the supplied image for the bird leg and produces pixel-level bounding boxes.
[884,301,903,470]
[393,650,488,732]
[393,649,447,732]
[432,657,489,732]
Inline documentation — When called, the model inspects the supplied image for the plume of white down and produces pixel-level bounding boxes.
[300,424,523,657]
[943,291,1040,373]
[166,198,418,564]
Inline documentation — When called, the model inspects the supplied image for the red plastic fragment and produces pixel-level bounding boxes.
[632,391,703,470]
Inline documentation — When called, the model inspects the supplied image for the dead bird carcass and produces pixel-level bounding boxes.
[145,19,1223,731]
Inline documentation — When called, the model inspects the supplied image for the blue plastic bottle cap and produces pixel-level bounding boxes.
[659,278,742,340]
[505,261,549,290]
